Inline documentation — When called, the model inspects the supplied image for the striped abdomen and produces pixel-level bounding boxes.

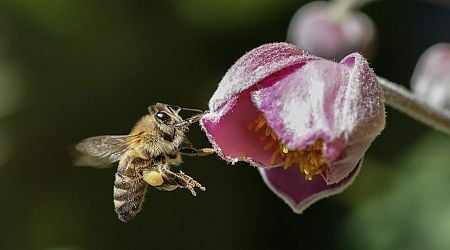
[113,169,148,222]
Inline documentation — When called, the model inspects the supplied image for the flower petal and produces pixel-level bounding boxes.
[251,53,384,183]
[202,43,318,166]
[208,43,318,112]
[259,158,362,213]
[201,68,299,166]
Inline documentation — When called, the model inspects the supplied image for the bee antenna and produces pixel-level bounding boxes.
[174,110,208,128]
[166,104,182,114]
[178,107,203,113]
[167,104,203,114]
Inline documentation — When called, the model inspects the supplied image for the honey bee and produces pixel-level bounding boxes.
[73,103,214,222]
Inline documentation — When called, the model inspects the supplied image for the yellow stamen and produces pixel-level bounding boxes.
[270,150,279,165]
[249,113,328,181]
[265,126,271,136]
[255,119,266,132]
[264,141,274,150]
[283,153,292,169]
[270,131,277,140]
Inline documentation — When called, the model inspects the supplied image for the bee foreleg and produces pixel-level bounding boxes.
[160,168,205,196]
[174,111,208,128]
[179,147,215,157]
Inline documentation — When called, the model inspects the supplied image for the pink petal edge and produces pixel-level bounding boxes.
[259,159,362,213]
[208,42,319,112]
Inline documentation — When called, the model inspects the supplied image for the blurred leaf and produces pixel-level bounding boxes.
[2,0,91,38]
[341,132,450,250]
[0,123,13,167]
[170,0,297,30]
[0,63,24,118]
[44,248,83,250]
[26,199,85,249]
[337,157,394,206]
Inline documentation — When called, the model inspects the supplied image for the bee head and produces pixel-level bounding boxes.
[147,103,205,136]
[148,103,183,127]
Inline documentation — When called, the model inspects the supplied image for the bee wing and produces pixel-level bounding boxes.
[73,135,138,168]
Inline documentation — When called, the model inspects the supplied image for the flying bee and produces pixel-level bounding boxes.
[73,103,214,222]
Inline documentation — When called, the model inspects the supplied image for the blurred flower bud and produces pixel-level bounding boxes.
[287,1,376,60]
[411,43,450,110]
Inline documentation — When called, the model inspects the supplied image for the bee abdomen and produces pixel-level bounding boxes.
[113,171,147,222]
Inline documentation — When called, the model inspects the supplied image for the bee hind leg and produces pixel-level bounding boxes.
[142,169,164,186]
[160,168,205,196]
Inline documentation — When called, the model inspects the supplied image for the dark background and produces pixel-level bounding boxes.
[0,0,449,249]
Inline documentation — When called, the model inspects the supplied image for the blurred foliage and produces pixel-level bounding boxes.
[2,0,92,38]
[0,0,448,250]
[171,0,292,30]
[340,132,450,250]
[0,123,13,166]
[0,64,23,118]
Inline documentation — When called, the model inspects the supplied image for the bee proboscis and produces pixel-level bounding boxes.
[73,103,214,222]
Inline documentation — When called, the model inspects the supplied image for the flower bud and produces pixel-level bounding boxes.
[411,43,450,110]
[287,1,376,60]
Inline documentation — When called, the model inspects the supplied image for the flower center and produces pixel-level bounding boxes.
[248,113,327,180]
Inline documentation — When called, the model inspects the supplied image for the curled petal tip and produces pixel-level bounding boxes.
[259,159,362,213]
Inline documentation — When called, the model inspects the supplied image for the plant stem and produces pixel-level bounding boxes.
[377,76,450,134]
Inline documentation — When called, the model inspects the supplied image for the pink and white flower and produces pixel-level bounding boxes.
[201,43,385,212]
[412,43,450,110]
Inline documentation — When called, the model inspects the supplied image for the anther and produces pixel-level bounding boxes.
[264,127,271,136]
[255,119,266,132]
[249,113,327,180]
[270,150,279,165]
[283,154,292,169]
[264,141,274,150]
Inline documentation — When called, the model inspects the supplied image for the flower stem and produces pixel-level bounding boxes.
[377,76,450,135]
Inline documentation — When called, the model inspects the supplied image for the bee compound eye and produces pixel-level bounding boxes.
[155,111,171,124]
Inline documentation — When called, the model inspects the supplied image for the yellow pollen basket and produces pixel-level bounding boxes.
[248,113,327,181]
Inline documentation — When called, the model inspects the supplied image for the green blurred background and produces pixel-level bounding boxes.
[0,0,449,249]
